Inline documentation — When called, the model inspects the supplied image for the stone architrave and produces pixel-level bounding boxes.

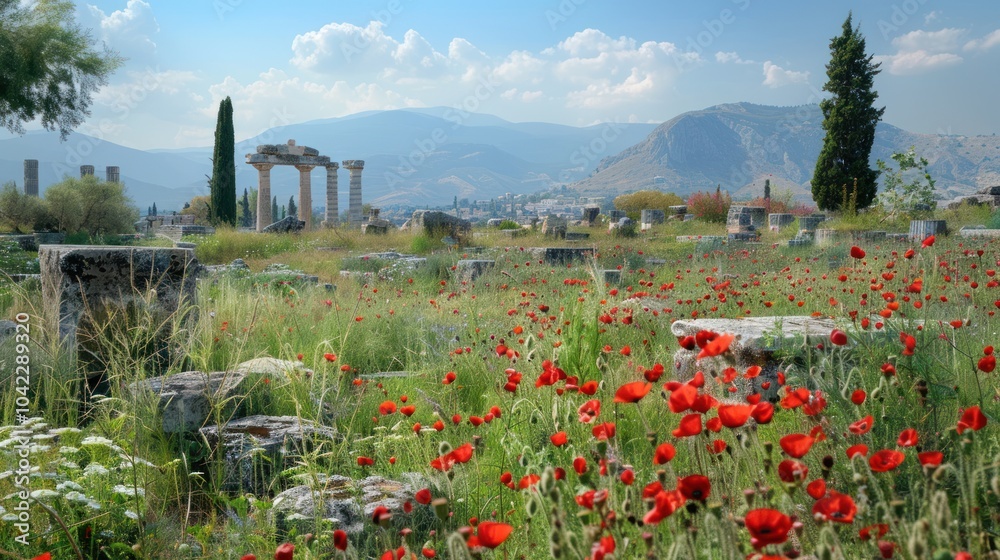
[295,164,315,229]
[253,163,274,232]
[324,162,339,227]
[106,166,120,183]
[23,160,39,197]
[80,165,94,178]
[343,160,365,227]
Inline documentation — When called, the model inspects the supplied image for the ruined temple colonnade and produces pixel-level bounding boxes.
[247,140,364,232]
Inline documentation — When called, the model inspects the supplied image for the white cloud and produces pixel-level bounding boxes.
[876,28,966,75]
[761,61,809,88]
[715,51,755,64]
[924,11,940,24]
[84,0,159,61]
[521,91,543,102]
[93,69,197,112]
[964,29,1000,51]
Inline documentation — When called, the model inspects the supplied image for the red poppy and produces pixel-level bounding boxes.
[957,405,987,433]
[592,422,616,440]
[846,444,869,459]
[776,459,809,485]
[242,555,256,560]
[575,489,596,509]
[850,389,866,405]
[849,415,874,435]
[850,246,866,259]
[917,451,944,468]
[779,433,815,458]
[430,443,474,472]
[334,529,348,551]
[378,401,397,415]
[653,442,676,465]
[780,387,810,409]
[32,555,52,560]
[678,474,711,501]
[897,428,918,448]
[550,431,568,447]
[324,353,337,362]
[717,404,753,428]
[518,474,540,489]
[644,363,665,382]
[614,381,652,404]
[475,521,513,548]
[573,456,587,475]
[697,332,735,359]
[744,508,793,548]
[400,405,416,417]
[642,489,684,525]
[979,355,996,373]
[706,417,722,433]
[751,402,774,424]
[921,235,935,248]
[668,383,698,413]
[812,491,856,523]
[709,439,727,454]
[415,488,432,504]
[678,335,697,350]
[275,543,295,560]
[830,329,848,346]
[579,380,598,395]
[858,523,889,541]
[672,413,702,438]
[620,469,635,485]
[869,449,905,472]
[578,399,601,423]
[806,478,827,499]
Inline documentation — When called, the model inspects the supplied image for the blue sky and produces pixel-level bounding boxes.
[31,0,1000,148]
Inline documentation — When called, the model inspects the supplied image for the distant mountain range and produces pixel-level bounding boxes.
[0,107,656,211]
[2,103,998,211]
[571,102,1000,204]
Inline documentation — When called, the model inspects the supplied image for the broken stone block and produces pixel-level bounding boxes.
[129,370,248,433]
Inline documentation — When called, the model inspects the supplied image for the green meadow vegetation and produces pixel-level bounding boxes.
[0,206,999,560]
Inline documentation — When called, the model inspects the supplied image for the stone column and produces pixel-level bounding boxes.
[324,162,339,227]
[343,160,364,227]
[23,160,39,197]
[106,166,120,183]
[80,165,94,178]
[295,164,315,230]
[253,163,274,232]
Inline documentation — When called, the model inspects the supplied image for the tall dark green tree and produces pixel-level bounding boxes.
[287,196,297,220]
[209,96,237,225]
[811,13,885,212]
[239,188,252,227]
[272,195,278,223]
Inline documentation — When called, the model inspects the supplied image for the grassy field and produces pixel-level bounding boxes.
[1,214,998,559]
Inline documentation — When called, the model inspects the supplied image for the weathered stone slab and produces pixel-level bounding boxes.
[768,213,795,231]
[262,216,305,233]
[797,216,825,233]
[525,247,594,264]
[541,215,568,239]
[271,473,423,534]
[40,245,199,349]
[129,370,248,433]
[640,209,665,230]
[726,206,765,234]
[200,415,340,494]
[676,235,726,244]
[909,220,947,240]
[405,210,472,239]
[600,270,622,284]
[158,224,214,241]
[582,206,600,225]
[1,234,38,252]
[454,260,495,282]
[235,357,312,379]
[565,232,590,241]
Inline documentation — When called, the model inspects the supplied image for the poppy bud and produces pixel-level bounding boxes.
[539,467,555,495]
[931,491,951,534]
[524,494,540,518]
[907,525,927,558]
[743,489,755,507]
[992,475,1000,497]
[432,498,449,521]
[438,441,452,456]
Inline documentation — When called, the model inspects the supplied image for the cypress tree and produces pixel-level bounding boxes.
[272,195,279,223]
[240,188,252,227]
[152,202,157,216]
[288,196,297,220]
[812,14,885,212]
[209,97,237,225]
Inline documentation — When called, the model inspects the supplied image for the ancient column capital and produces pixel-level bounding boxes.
[252,162,275,171]
[325,162,340,170]
[294,164,316,172]
[342,160,365,170]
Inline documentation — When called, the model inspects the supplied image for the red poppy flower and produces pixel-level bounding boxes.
[858,523,889,541]
[678,474,711,501]
[333,529,348,551]
[869,449,905,472]
[414,488,432,504]
[751,402,774,424]
[573,456,587,475]
[475,522,513,549]
[678,335,697,350]
[777,459,809,485]
[620,469,635,485]
[812,491,856,523]
[697,332,735,359]
[744,508,793,548]
[918,451,943,468]
[717,403,753,428]
[550,431,568,446]
[518,474,540,489]
[846,444,869,459]
[32,555,53,560]
[430,443,474,472]
[709,439,727,454]
[672,413,702,438]
[921,235,935,248]
[575,489,596,509]
[850,246,866,259]
[614,381,652,403]
[242,555,256,560]
[668,383,698,413]
[849,415,874,435]
[275,543,295,560]
[897,428,918,447]
[850,389,866,405]
[706,417,722,433]
[830,329,848,346]
[378,401,397,415]
[780,387,810,409]
[592,422,616,440]
[979,355,996,373]
[578,399,601,423]
[957,405,987,433]
[653,442,676,465]
[642,489,684,525]
[579,380,598,395]
[324,353,337,362]
[400,405,416,416]
[807,478,827,499]
[779,433,815,458]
